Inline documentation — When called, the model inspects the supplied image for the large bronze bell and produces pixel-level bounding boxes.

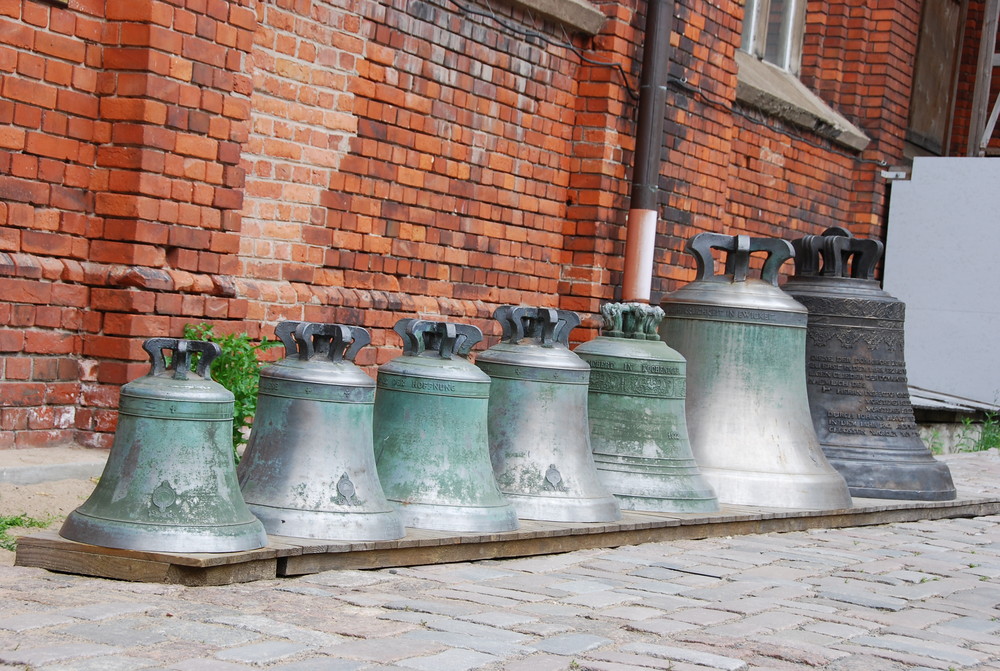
[783,227,956,500]
[660,234,853,510]
[60,338,268,552]
[237,321,405,541]
[373,319,519,533]
[575,303,718,513]
[476,306,621,522]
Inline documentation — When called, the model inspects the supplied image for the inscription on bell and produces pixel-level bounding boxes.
[807,354,920,439]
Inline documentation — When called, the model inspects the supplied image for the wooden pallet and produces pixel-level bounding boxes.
[15,491,1000,586]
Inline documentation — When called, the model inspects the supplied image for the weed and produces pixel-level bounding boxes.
[0,514,50,551]
[956,409,1000,453]
[183,323,281,461]
[924,429,945,455]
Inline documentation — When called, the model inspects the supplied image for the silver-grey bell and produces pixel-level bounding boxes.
[60,338,268,553]
[477,306,621,522]
[660,234,853,510]
[374,319,519,533]
[237,321,405,541]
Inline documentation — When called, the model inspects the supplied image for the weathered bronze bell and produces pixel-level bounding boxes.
[60,338,268,552]
[783,227,956,500]
[660,233,853,510]
[237,321,405,541]
[476,306,621,522]
[373,319,519,532]
[575,303,718,513]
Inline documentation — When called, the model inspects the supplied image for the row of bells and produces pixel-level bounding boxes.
[60,228,955,553]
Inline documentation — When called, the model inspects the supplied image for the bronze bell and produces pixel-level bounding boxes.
[237,321,405,541]
[476,306,621,522]
[575,302,718,513]
[783,227,956,500]
[373,319,519,533]
[60,338,268,553]
[660,233,853,510]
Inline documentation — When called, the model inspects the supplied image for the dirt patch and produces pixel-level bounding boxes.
[0,477,97,566]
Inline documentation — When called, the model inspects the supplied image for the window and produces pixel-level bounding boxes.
[740,0,807,75]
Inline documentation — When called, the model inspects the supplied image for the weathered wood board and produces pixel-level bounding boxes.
[16,491,1000,586]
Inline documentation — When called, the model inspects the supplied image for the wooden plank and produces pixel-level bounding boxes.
[17,495,1000,583]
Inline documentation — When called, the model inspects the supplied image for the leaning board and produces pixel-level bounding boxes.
[15,491,1000,586]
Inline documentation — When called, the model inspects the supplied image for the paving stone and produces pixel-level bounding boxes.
[552,579,619,594]
[275,585,334,597]
[0,643,121,665]
[510,621,575,637]
[383,598,482,617]
[704,611,810,637]
[596,605,665,621]
[46,656,160,671]
[324,638,447,663]
[59,602,153,620]
[844,634,988,666]
[395,648,499,671]
[167,660,257,670]
[402,629,535,657]
[206,615,344,647]
[621,618,698,636]
[377,611,530,643]
[804,621,872,639]
[621,642,748,670]
[530,633,612,656]
[297,569,397,588]
[449,582,550,603]
[215,641,312,664]
[0,611,74,631]
[424,587,521,608]
[665,607,740,625]
[267,659,363,671]
[56,620,169,646]
[584,651,709,671]
[816,588,908,611]
[455,611,539,628]
[559,591,639,608]
[500,653,573,671]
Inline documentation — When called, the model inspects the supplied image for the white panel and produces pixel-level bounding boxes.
[883,156,1000,404]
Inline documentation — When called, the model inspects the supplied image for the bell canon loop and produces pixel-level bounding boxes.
[575,303,718,513]
[373,319,519,533]
[237,321,405,541]
[783,227,956,500]
[660,233,853,510]
[476,306,621,522]
[60,338,268,553]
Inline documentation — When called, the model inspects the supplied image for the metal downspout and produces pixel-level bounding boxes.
[621,0,674,303]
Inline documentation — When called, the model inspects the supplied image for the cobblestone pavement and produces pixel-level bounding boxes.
[1,451,999,671]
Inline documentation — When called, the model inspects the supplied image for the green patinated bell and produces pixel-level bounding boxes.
[660,233,853,511]
[575,303,718,513]
[237,321,404,542]
[60,338,268,553]
[476,306,621,523]
[373,319,519,533]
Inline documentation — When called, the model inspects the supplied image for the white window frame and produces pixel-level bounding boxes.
[741,0,808,75]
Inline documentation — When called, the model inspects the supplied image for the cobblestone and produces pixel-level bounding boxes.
[1,452,1000,670]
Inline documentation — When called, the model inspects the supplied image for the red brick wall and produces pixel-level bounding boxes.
[0,0,943,448]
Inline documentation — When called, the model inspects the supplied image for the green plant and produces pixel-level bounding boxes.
[183,323,281,461]
[924,429,945,455]
[0,514,49,551]
[956,410,1000,453]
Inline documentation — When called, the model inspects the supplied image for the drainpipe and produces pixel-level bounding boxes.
[621,0,674,303]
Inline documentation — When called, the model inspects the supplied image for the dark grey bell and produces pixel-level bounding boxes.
[783,227,956,500]
[476,306,621,523]
[237,321,405,541]
[60,338,268,553]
